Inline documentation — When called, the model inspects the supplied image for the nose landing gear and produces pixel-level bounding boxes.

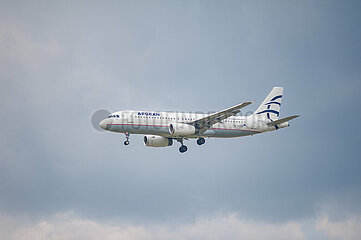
[124,132,130,145]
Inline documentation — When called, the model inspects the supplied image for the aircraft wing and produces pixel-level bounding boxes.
[190,101,252,130]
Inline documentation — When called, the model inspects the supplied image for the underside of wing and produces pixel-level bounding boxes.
[190,101,252,131]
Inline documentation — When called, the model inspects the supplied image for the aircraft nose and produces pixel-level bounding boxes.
[99,117,114,130]
[99,119,107,130]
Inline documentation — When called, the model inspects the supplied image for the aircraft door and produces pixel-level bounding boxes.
[127,112,133,123]
[246,116,257,129]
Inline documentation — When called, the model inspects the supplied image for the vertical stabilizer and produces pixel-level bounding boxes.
[254,87,283,121]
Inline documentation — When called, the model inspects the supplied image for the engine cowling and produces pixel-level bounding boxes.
[143,135,173,147]
[169,123,196,136]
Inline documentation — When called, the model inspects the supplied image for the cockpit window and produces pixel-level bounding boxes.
[106,114,119,118]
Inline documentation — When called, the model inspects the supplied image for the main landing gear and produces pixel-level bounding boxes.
[179,145,188,153]
[177,138,206,153]
[177,139,188,153]
[124,132,130,145]
[197,137,205,145]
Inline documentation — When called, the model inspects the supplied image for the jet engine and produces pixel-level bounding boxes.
[143,135,173,147]
[169,123,196,136]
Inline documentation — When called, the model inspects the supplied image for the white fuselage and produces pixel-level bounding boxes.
[100,110,288,138]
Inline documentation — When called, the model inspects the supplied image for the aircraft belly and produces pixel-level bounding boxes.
[201,129,216,137]
[211,128,257,138]
[109,123,169,135]
[108,122,259,139]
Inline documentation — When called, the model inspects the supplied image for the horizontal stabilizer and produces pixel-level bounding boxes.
[267,115,300,126]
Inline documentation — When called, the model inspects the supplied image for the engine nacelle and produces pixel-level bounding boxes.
[169,123,196,136]
[143,135,173,147]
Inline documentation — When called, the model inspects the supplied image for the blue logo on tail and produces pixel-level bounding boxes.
[256,95,282,125]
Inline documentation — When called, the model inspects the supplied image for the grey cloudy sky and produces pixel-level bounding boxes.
[1,0,361,239]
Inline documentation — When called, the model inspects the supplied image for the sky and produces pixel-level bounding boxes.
[0,0,361,239]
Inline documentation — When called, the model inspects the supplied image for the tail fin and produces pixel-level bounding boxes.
[254,87,283,121]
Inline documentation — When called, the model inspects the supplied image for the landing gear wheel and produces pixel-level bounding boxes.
[123,132,130,146]
[179,145,188,153]
[197,138,205,145]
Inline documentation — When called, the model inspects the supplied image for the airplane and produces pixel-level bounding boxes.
[99,87,299,153]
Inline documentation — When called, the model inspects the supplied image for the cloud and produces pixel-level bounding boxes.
[1,0,361,234]
[0,212,306,240]
[316,216,361,240]
[4,211,361,240]
[0,24,61,70]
